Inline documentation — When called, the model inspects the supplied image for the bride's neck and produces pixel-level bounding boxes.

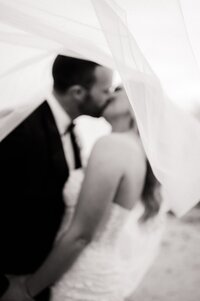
[109,115,133,133]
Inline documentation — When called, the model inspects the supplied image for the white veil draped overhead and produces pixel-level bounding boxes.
[1,0,200,216]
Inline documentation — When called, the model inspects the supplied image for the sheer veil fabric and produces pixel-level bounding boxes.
[1,0,200,216]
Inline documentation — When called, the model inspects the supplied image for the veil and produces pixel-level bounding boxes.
[1,0,200,216]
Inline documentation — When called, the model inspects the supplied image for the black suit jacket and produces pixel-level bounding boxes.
[0,101,69,299]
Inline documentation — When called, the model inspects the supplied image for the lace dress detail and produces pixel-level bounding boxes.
[55,169,84,241]
[52,169,165,301]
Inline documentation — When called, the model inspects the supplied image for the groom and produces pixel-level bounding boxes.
[0,55,113,300]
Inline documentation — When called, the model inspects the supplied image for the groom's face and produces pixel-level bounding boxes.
[80,66,113,117]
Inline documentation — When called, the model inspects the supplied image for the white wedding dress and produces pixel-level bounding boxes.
[51,169,165,301]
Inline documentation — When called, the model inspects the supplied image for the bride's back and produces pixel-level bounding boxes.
[52,131,164,301]
[96,132,146,211]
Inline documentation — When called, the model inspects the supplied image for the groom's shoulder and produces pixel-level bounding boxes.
[16,100,50,128]
[24,100,49,122]
[1,101,49,143]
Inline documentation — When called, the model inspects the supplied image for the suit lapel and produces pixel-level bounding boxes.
[42,101,69,185]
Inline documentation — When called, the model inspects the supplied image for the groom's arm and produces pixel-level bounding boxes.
[0,123,35,301]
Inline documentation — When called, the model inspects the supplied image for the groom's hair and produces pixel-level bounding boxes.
[52,55,100,94]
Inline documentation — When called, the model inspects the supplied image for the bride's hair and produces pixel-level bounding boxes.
[110,85,161,221]
[129,118,161,222]
[140,160,161,222]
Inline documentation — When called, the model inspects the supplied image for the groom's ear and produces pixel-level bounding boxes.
[68,85,87,102]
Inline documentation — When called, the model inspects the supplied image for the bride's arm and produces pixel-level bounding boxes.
[25,137,123,298]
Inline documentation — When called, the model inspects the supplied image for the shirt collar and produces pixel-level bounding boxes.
[47,93,71,136]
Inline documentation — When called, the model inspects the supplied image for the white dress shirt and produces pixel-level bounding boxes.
[47,94,75,170]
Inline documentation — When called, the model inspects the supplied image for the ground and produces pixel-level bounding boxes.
[131,207,200,301]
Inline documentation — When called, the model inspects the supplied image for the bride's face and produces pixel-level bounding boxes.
[103,87,133,121]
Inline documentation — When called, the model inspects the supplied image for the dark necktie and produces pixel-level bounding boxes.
[63,122,82,169]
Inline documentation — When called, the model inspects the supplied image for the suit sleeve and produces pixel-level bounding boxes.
[0,121,31,295]
[0,275,9,297]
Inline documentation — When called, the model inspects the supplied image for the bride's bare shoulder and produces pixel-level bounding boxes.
[92,133,124,154]
[90,133,145,169]
[89,134,121,162]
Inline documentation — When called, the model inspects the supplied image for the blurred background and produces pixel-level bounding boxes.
[132,207,200,301]
[1,1,200,299]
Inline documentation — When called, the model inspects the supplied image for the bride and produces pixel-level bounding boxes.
[24,87,165,301]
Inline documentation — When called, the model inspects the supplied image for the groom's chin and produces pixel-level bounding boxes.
[101,99,114,116]
[90,105,107,118]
